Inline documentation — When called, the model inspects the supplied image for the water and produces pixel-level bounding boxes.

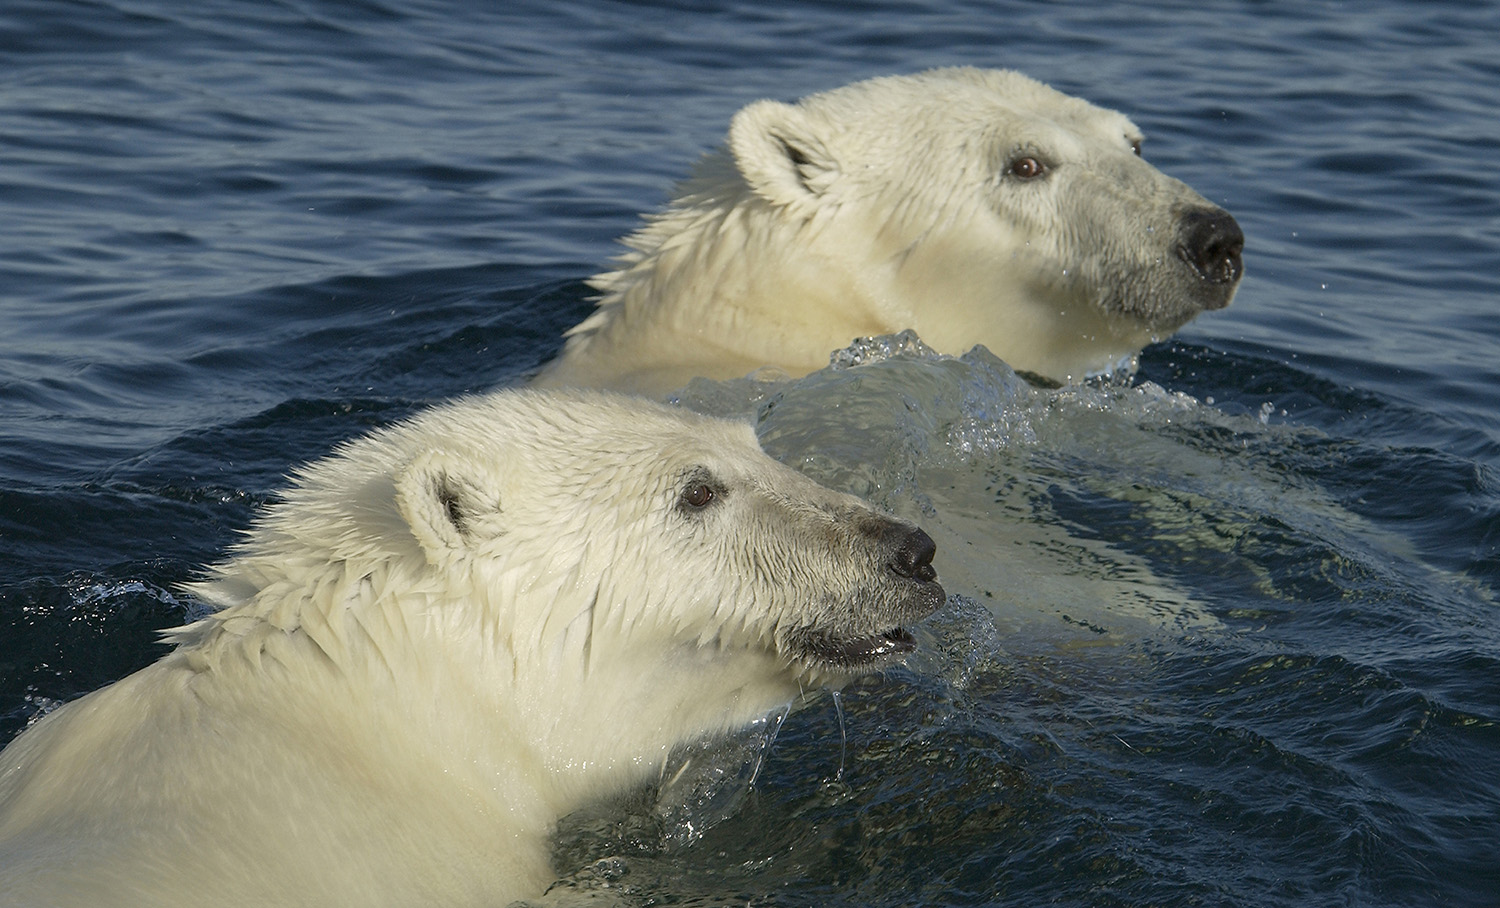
[2,2,1498,905]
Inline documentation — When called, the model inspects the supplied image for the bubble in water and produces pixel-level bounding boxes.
[827,329,938,370]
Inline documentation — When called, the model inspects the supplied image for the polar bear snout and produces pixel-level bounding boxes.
[781,514,945,675]
[865,517,945,620]
[1175,207,1245,303]
[884,524,938,585]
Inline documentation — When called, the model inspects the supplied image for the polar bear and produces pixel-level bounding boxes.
[0,390,943,908]
[535,67,1244,394]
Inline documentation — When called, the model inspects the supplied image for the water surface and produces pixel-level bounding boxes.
[2,2,1498,906]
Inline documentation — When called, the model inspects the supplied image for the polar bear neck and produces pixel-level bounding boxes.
[174,545,807,825]
[538,154,896,394]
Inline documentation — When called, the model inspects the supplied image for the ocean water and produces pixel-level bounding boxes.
[2,2,1498,906]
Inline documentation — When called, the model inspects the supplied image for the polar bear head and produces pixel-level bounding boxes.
[389,391,943,680]
[194,390,943,797]
[539,67,1243,393]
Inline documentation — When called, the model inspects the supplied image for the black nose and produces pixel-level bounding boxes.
[1176,208,1245,292]
[887,526,938,584]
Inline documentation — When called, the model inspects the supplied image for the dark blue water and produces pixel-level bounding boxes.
[3,2,1498,906]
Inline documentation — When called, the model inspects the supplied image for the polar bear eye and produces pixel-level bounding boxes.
[1131,138,1143,157]
[679,481,717,511]
[676,467,725,514]
[1009,156,1046,180]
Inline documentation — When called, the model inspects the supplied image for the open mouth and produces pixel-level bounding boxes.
[789,626,918,671]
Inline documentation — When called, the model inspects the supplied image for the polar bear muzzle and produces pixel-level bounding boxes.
[785,519,944,674]
[884,523,939,586]
[1175,207,1245,307]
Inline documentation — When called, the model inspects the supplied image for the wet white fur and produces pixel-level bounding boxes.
[0,390,924,907]
[537,67,1235,394]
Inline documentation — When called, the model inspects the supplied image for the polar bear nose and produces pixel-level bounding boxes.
[886,526,938,584]
[1176,208,1245,294]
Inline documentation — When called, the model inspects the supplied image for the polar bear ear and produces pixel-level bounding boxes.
[729,100,839,210]
[395,451,505,560]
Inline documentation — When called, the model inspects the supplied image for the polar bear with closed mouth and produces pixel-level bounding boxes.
[535,67,1244,394]
[0,390,943,908]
